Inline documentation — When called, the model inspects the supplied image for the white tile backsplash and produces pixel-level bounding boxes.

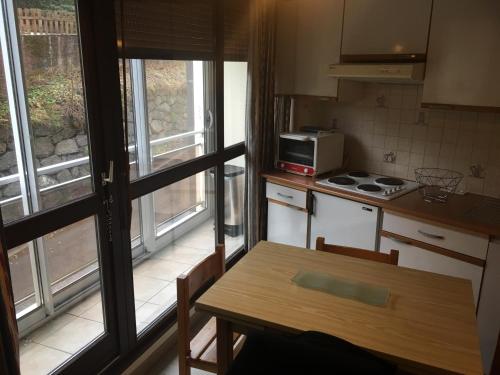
[293,82,500,198]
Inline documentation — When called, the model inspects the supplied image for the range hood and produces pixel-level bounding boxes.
[327,62,425,83]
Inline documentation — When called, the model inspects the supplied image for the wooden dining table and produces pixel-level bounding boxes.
[195,241,483,375]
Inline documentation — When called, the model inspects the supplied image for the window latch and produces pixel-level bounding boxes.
[101,160,114,186]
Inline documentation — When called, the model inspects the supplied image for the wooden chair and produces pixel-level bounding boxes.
[315,237,399,266]
[177,244,245,375]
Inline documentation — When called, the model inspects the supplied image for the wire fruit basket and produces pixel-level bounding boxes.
[414,168,463,203]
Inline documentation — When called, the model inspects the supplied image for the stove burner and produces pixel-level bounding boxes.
[348,171,370,178]
[375,177,404,186]
[357,184,382,192]
[328,176,356,186]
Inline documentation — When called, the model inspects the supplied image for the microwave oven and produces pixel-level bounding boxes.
[277,132,344,176]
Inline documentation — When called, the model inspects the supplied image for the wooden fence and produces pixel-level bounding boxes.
[17,8,77,35]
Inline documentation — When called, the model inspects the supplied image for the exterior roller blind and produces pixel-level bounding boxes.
[116,0,215,60]
[116,0,249,61]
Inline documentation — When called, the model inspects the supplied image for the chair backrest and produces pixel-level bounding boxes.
[315,237,399,266]
[177,245,225,360]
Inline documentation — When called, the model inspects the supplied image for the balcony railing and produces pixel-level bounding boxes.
[0,129,204,205]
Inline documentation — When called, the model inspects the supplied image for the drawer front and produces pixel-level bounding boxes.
[266,182,307,209]
[380,236,483,306]
[383,212,488,260]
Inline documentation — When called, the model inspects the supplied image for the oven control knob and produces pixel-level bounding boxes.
[383,190,388,196]
[304,168,309,174]
[280,163,285,168]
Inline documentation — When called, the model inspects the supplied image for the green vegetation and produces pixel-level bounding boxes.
[16,0,74,12]
[0,68,84,129]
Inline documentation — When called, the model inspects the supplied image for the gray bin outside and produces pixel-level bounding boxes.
[212,165,245,237]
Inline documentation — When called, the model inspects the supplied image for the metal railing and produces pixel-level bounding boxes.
[0,129,204,204]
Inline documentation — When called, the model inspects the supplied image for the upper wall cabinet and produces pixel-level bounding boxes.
[341,0,432,59]
[422,0,500,109]
[275,0,343,97]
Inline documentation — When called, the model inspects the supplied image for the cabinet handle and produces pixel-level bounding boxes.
[362,207,373,212]
[417,230,445,240]
[277,192,293,199]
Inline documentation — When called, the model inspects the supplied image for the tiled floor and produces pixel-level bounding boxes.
[19,220,243,375]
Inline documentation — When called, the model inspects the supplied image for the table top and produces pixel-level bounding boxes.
[196,241,483,374]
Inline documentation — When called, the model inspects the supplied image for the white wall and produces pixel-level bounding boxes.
[224,62,247,168]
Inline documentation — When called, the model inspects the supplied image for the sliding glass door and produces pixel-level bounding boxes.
[0,0,128,373]
[0,0,249,372]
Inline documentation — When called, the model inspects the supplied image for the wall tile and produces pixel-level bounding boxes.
[297,82,499,197]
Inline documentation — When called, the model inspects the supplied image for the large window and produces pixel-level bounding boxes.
[1,0,249,373]
[123,56,247,335]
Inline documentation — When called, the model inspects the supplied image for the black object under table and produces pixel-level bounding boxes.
[226,330,397,375]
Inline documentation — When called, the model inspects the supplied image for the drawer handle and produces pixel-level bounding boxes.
[362,207,373,212]
[277,192,293,199]
[418,230,445,240]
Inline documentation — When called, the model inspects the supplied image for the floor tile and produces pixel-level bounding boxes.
[20,342,71,375]
[66,291,102,316]
[133,274,169,302]
[79,301,104,323]
[134,258,191,282]
[153,244,210,265]
[36,316,104,354]
[148,282,177,306]
[26,313,76,343]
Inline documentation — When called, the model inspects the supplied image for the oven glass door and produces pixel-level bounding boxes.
[279,138,315,166]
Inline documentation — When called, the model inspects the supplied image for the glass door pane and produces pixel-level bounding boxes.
[16,217,106,374]
[132,170,215,334]
[224,61,247,147]
[0,41,24,223]
[15,1,93,212]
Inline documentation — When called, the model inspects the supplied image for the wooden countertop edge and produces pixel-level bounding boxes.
[262,172,499,238]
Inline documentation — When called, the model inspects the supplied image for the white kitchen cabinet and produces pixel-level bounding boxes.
[275,0,343,97]
[267,201,308,248]
[380,236,483,306]
[478,240,500,374]
[309,192,379,251]
[342,0,432,56]
[266,182,308,247]
[422,0,500,108]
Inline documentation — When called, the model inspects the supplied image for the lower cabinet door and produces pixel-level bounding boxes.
[267,201,308,248]
[309,191,379,251]
[380,236,483,306]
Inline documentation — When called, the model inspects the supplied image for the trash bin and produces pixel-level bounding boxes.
[223,164,245,237]
[209,165,244,237]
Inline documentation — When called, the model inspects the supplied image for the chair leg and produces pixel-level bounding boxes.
[178,354,191,375]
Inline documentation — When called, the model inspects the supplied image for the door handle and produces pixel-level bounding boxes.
[101,160,114,186]
[277,192,293,199]
[417,230,445,240]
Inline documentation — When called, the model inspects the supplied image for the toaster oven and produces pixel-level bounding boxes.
[277,132,344,176]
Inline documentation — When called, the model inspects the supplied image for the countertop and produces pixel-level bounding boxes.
[262,170,500,238]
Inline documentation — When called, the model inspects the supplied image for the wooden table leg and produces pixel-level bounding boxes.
[216,317,233,375]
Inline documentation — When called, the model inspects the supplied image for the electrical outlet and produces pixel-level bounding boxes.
[383,151,396,163]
